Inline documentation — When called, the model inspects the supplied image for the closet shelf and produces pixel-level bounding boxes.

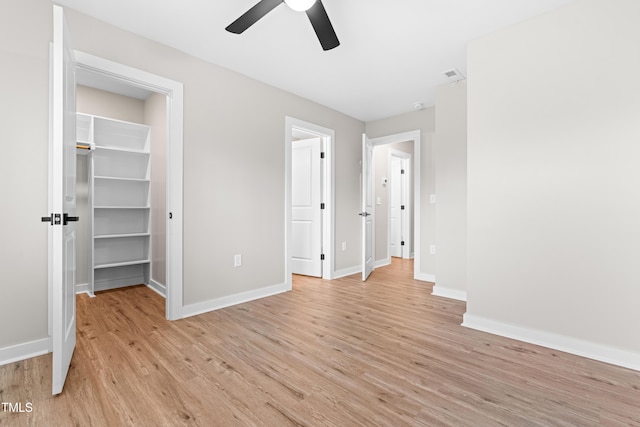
[94,176,150,183]
[93,145,150,155]
[94,206,150,210]
[82,112,152,294]
[94,233,150,239]
[94,259,151,269]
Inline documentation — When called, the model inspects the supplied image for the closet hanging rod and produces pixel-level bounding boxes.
[76,143,92,150]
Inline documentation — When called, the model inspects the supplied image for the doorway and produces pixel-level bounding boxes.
[285,117,334,284]
[363,130,422,281]
[51,50,184,323]
[74,82,167,300]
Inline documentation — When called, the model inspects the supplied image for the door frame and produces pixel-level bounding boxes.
[285,117,334,284]
[369,130,421,280]
[49,50,184,322]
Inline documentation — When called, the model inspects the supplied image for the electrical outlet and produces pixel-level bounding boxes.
[429,245,436,255]
[234,254,242,267]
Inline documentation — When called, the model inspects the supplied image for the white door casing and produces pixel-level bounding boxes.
[361,134,374,281]
[291,137,322,277]
[51,5,77,395]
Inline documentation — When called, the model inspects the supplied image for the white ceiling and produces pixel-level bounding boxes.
[57,0,573,122]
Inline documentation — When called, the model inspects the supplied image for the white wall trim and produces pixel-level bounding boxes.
[463,313,640,372]
[375,258,391,268]
[0,338,52,367]
[333,265,361,279]
[182,283,289,319]
[74,50,184,321]
[75,283,90,295]
[432,285,467,301]
[415,272,436,283]
[148,279,166,298]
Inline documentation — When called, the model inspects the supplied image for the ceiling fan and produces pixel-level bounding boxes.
[226,0,340,51]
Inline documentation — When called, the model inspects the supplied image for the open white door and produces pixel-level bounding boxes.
[361,134,374,281]
[291,137,322,277]
[51,5,77,395]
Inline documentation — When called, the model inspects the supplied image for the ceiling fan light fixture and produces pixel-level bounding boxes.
[284,0,317,12]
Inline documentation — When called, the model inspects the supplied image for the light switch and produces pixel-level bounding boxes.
[376,197,382,205]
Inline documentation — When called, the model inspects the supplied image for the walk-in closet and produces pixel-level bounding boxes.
[75,82,167,299]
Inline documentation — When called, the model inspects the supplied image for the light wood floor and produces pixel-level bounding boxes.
[1,259,639,426]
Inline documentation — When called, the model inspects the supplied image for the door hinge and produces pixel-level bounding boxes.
[320,152,325,159]
[320,203,325,210]
[320,254,325,261]
[401,169,405,174]
[401,205,405,210]
[401,241,405,246]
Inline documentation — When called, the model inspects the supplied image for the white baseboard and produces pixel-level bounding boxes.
[182,282,289,319]
[463,313,640,372]
[148,279,166,298]
[432,285,467,302]
[333,265,361,279]
[0,337,52,367]
[375,258,391,268]
[415,272,436,283]
[75,282,90,294]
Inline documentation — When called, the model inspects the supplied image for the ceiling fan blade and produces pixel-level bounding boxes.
[226,0,284,34]
[305,0,340,51]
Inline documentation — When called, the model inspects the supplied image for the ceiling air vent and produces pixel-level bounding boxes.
[443,68,465,83]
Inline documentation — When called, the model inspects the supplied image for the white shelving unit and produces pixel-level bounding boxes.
[78,113,152,294]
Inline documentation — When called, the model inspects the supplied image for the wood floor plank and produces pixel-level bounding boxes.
[1,259,639,426]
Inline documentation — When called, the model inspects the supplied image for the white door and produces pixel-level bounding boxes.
[361,134,374,281]
[51,5,77,395]
[291,137,322,277]
[389,157,403,258]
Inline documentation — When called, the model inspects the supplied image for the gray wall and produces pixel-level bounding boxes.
[434,81,467,297]
[466,0,640,361]
[77,85,145,123]
[0,0,52,348]
[0,0,364,351]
